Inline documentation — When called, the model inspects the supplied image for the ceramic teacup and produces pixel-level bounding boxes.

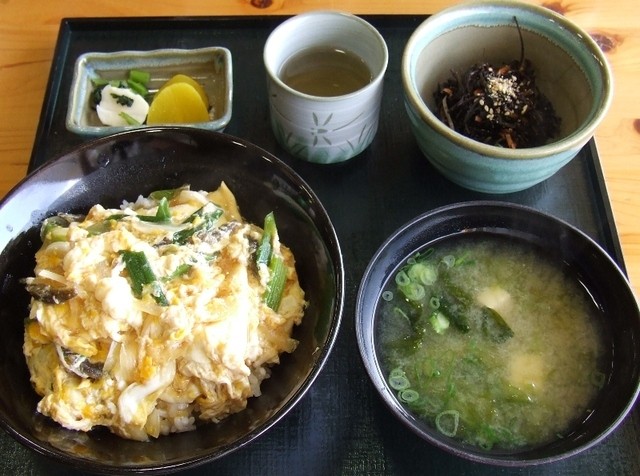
[263,11,388,164]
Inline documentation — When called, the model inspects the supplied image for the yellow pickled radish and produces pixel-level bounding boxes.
[147,82,210,124]
[159,74,209,109]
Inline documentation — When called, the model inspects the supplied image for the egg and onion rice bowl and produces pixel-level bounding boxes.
[22,183,306,441]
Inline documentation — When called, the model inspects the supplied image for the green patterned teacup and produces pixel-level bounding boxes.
[264,11,388,164]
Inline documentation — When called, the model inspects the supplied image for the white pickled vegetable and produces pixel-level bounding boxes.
[96,85,149,126]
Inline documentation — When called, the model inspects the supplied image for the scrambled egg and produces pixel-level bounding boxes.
[23,183,306,441]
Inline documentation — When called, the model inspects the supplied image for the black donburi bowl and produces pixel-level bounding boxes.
[356,201,640,466]
[0,127,344,474]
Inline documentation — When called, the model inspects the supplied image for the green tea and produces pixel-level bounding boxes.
[377,234,605,451]
[279,46,372,97]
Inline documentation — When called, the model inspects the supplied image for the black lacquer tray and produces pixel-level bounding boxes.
[1,15,638,475]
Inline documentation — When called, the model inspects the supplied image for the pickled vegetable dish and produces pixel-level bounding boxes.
[23,183,306,441]
[377,234,605,451]
[90,70,211,126]
[433,19,561,149]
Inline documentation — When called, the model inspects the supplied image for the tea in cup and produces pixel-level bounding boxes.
[263,11,388,164]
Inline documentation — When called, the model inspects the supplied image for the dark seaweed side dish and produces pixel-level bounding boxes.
[433,19,561,149]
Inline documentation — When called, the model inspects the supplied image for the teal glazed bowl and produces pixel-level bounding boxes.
[402,0,613,194]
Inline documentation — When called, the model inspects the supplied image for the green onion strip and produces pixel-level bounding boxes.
[256,212,287,311]
[120,250,169,306]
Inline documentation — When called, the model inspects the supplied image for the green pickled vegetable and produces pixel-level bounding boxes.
[119,111,142,125]
[125,80,148,97]
[128,69,150,86]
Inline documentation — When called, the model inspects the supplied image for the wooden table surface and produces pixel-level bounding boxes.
[1,0,639,298]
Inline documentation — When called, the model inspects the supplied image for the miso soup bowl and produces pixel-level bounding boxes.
[356,202,640,466]
[401,0,613,194]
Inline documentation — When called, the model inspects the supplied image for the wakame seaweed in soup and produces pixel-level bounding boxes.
[376,234,605,451]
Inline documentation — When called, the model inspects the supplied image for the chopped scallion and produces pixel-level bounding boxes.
[43,225,69,242]
[399,282,425,302]
[389,368,406,379]
[395,270,411,287]
[137,196,171,223]
[255,212,276,266]
[435,410,460,437]
[407,262,438,285]
[149,187,185,201]
[172,204,222,244]
[162,263,193,282]
[389,373,410,391]
[86,219,119,235]
[264,255,286,310]
[441,255,456,269]
[399,389,420,403]
[120,250,169,306]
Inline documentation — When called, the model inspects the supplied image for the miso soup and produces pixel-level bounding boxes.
[377,234,606,451]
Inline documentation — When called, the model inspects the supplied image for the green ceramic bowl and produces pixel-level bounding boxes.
[402,0,613,194]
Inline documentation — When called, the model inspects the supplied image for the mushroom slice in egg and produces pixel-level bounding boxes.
[24,277,76,304]
[56,345,104,380]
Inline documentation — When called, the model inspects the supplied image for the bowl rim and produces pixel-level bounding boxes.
[355,200,640,466]
[401,0,614,160]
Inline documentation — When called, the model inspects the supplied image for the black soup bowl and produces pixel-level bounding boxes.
[356,201,640,466]
[0,127,344,473]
